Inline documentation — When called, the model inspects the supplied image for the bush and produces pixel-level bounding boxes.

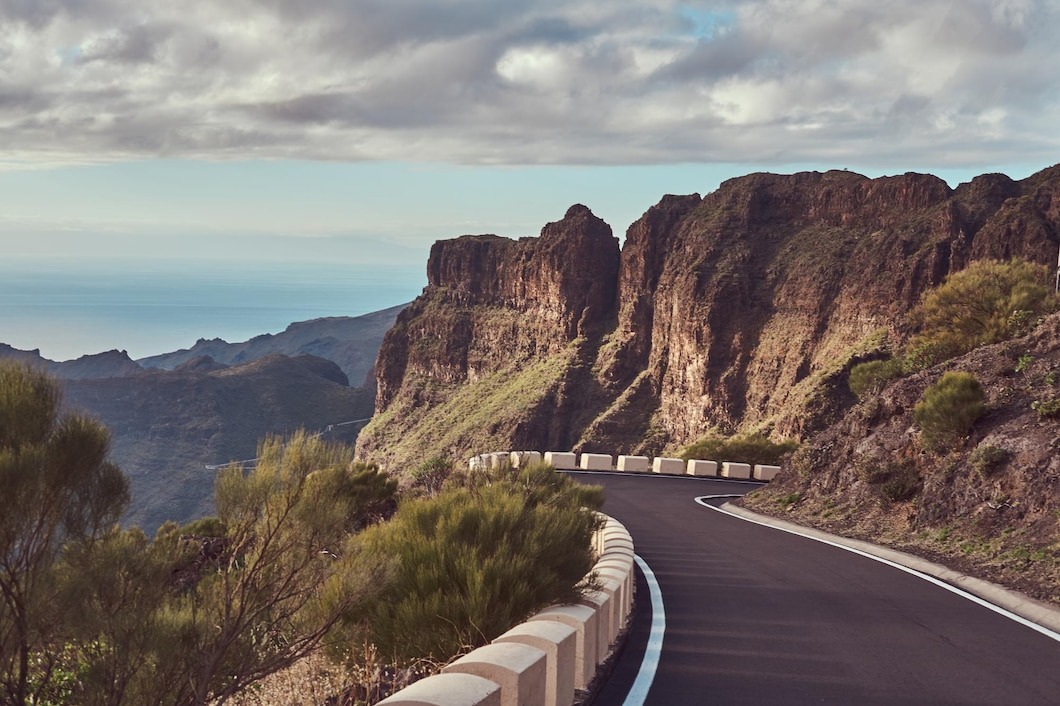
[969,444,1011,477]
[681,432,798,466]
[1032,398,1060,418]
[905,259,1054,370]
[344,463,603,662]
[848,358,904,398]
[914,372,986,451]
[857,456,921,501]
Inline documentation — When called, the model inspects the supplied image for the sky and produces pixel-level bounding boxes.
[2,1,1059,312]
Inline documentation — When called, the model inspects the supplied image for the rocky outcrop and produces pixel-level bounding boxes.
[357,206,620,469]
[360,166,1060,472]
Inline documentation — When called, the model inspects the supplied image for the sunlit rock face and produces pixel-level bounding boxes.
[359,166,1060,471]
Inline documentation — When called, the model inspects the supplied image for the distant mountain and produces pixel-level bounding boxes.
[1,304,407,532]
[0,343,145,379]
[62,354,375,533]
[138,304,408,386]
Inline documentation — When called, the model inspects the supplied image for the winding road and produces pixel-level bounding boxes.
[567,472,1060,706]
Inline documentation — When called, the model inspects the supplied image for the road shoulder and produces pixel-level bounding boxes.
[719,501,1060,636]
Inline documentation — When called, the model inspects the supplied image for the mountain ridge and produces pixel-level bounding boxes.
[357,165,1060,471]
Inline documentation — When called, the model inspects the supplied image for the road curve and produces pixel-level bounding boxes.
[567,472,1060,706]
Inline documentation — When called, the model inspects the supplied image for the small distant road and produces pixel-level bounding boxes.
[568,472,1060,706]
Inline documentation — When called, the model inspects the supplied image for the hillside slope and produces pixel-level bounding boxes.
[64,354,374,532]
[741,313,1060,605]
[358,166,1060,472]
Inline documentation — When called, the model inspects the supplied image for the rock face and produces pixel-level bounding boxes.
[358,166,1060,471]
[358,206,620,468]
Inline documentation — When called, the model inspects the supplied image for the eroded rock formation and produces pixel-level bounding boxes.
[357,166,1060,471]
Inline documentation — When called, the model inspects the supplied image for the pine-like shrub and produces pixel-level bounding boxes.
[914,372,986,451]
[681,432,798,466]
[905,259,1054,370]
[344,463,602,662]
[848,358,904,398]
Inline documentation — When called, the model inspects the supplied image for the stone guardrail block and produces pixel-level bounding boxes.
[543,452,578,470]
[376,672,502,706]
[493,621,577,706]
[579,453,613,471]
[652,457,685,475]
[529,605,599,690]
[721,461,751,479]
[578,588,616,659]
[754,464,781,481]
[510,451,543,468]
[468,456,485,472]
[443,643,547,706]
[490,452,512,469]
[616,455,650,472]
[687,459,718,477]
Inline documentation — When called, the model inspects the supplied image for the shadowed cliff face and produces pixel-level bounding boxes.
[359,166,1060,471]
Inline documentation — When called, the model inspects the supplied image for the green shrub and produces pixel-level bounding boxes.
[409,455,454,496]
[680,432,798,466]
[848,358,904,398]
[856,455,922,501]
[1032,398,1060,418]
[345,463,602,662]
[969,444,1011,477]
[904,259,1054,370]
[914,372,986,451]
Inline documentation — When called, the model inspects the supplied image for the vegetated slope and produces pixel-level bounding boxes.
[63,354,375,533]
[138,303,407,386]
[742,312,1060,605]
[359,165,1060,472]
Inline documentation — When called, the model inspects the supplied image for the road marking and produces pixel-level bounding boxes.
[694,495,1060,644]
[622,554,665,706]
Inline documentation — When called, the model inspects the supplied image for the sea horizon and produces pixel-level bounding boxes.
[0,258,426,362]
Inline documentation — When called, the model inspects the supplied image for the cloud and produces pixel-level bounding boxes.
[1,0,1058,168]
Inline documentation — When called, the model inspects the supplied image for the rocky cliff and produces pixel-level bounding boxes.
[357,166,1060,472]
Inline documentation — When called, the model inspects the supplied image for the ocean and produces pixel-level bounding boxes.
[0,259,426,361]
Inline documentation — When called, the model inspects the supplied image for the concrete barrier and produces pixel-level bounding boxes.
[376,673,502,706]
[543,452,578,471]
[721,462,751,479]
[579,453,613,471]
[687,459,718,477]
[578,588,615,658]
[510,451,543,468]
[616,455,650,472]
[487,452,511,469]
[443,643,547,706]
[652,457,685,475]
[528,604,599,690]
[493,621,576,706]
[754,464,781,481]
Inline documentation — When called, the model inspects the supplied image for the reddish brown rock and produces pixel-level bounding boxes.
[359,165,1060,471]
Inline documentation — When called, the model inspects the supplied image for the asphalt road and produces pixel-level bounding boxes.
[568,472,1060,706]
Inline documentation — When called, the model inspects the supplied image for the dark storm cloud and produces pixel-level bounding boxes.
[1,0,1057,167]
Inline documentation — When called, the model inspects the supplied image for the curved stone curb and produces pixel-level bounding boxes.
[719,502,1060,636]
[378,514,636,705]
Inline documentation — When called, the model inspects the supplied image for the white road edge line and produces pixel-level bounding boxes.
[622,554,665,706]
[694,495,1060,644]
